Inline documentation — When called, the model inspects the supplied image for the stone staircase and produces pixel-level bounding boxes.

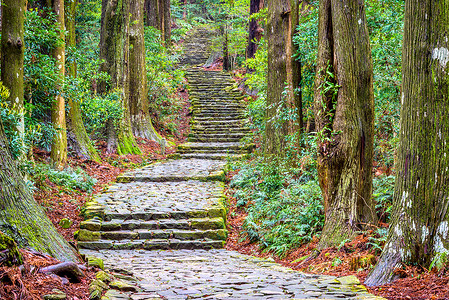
[77,160,228,250]
[178,28,253,160]
[77,27,252,251]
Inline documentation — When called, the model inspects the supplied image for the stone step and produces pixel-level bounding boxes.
[102,206,226,222]
[192,108,245,114]
[98,228,227,241]
[190,132,246,139]
[78,238,225,250]
[191,128,250,134]
[87,217,226,231]
[180,153,246,160]
[193,116,245,122]
[188,136,243,143]
[178,142,249,151]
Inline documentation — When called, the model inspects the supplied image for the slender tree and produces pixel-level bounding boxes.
[129,0,163,142]
[144,0,160,29]
[1,0,26,154]
[313,0,376,248]
[365,0,449,286]
[264,0,301,156]
[162,0,171,45]
[100,0,141,155]
[246,0,262,61]
[65,0,101,162]
[0,117,79,263]
[49,0,68,169]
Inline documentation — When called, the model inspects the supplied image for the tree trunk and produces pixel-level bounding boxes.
[129,0,163,142]
[314,0,376,249]
[99,0,141,155]
[1,0,26,156]
[65,0,101,162]
[0,122,79,262]
[50,0,68,169]
[365,0,449,286]
[264,0,298,156]
[222,24,230,71]
[162,0,171,45]
[144,0,160,28]
[246,0,262,61]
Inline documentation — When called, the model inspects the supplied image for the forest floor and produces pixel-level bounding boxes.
[2,64,449,299]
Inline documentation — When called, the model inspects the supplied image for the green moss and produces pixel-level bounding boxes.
[77,229,101,241]
[0,232,23,265]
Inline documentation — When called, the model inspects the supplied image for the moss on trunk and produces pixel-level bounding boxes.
[100,0,141,155]
[0,122,79,262]
[49,0,68,169]
[314,0,376,249]
[365,0,449,286]
[1,0,26,153]
[129,0,163,143]
[264,0,300,156]
[65,0,101,162]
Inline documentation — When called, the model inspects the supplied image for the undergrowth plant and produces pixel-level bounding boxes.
[229,134,324,257]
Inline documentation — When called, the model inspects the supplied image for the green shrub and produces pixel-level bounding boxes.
[27,163,97,193]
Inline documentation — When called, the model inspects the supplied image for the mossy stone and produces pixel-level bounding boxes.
[96,270,114,283]
[43,289,66,300]
[109,280,138,292]
[59,218,73,229]
[77,229,101,241]
[87,256,104,270]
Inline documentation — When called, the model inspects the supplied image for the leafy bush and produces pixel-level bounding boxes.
[229,134,324,257]
[372,175,395,222]
[145,27,186,136]
[27,163,97,193]
[81,90,124,136]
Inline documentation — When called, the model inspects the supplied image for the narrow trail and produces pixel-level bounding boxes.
[78,27,382,300]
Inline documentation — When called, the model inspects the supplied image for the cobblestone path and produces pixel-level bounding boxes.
[78,27,384,299]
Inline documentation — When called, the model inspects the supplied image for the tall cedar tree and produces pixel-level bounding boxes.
[99,0,141,155]
[313,0,376,248]
[264,0,302,156]
[365,0,449,286]
[129,0,163,142]
[65,0,101,162]
[1,0,26,147]
[246,0,263,61]
[144,0,170,44]
[0,120,79,262]
[0,2,79,262]
[48,0,68,169]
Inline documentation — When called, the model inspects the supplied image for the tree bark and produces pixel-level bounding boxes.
[365,0,449,286]
[222,24,230,71]
[129,0,163,142]
[99,0,141,155]
[65,0,101,162]
[0,121,80,262]
[1,0,26,155]
[246,0,262,61]
[314,0,376,249]
[144,0,160,29]
[49,0,68,169]
[162,0,171,45]
[264,0,300,156]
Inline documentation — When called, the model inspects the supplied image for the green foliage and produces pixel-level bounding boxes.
[24,9,61,151]
[0,83,26,159]
[145,26,185,136]
[229,135,324,257]
[27,162,97,193]
[81,90,124,136]
[366,227,388,255]
[430,252,449,272]
[372,175,395,221]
